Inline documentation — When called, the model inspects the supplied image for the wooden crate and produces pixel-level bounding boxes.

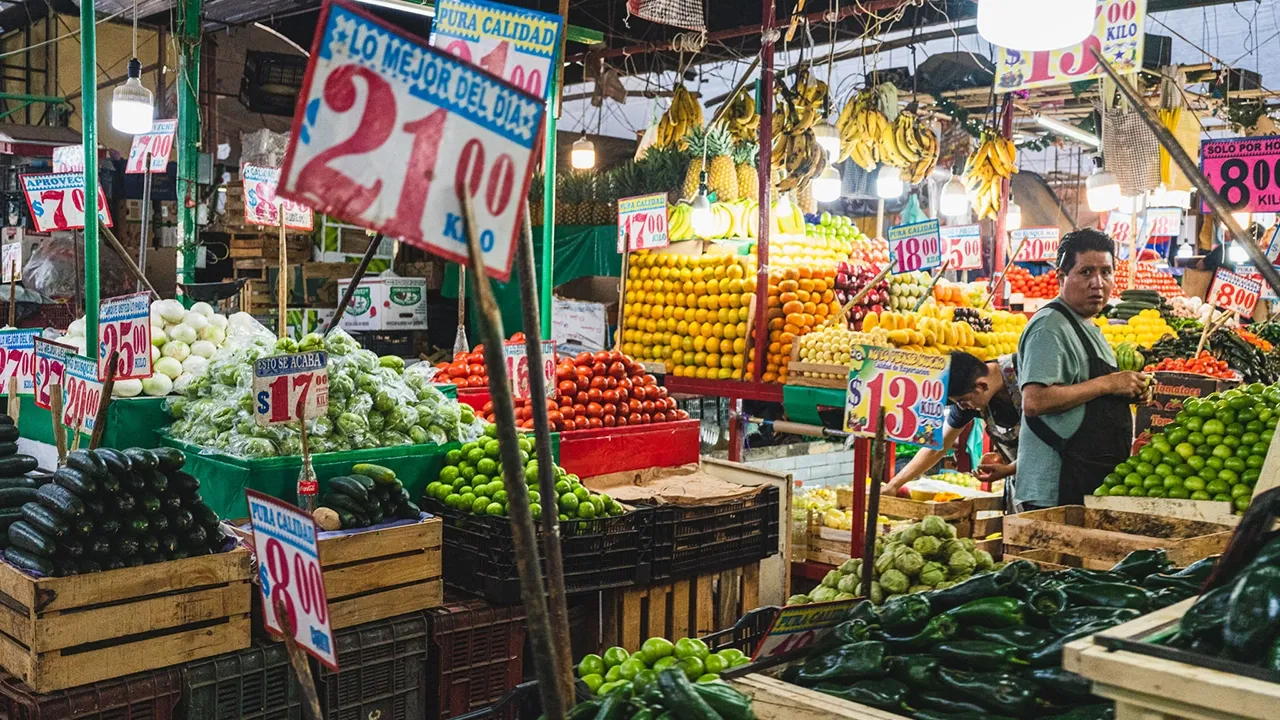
[1085,494,1241,527]
[729,673,905,720]
[228,234,312,259]
[0,549,252,693]
[784,360,848,389]
[1064,597,1278,719]
[1003,506,1233,571]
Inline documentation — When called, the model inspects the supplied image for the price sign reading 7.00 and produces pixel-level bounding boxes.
[429,0,564,100]
[845,346,951,449]
[253,352,329,426]
[20,172,113,233]
[98,292,153,381]
[617,193,669,251]
[33,337,72,410]
[887,219,942,273]
[0,329,40,395]
[1209,269,1262,318]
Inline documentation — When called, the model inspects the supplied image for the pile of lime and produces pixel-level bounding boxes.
[577,638,751,696]
[424,425,626,520]
[1098,383,1279,511]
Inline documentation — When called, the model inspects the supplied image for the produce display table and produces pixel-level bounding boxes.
[5,395,170,450]
[1003,505,1233,570]
[728,673,902,720]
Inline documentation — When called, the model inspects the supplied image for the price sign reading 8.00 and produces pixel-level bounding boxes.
[845,346,952,449]
[1201,135,1280,213]
[0,329,40,395]
[503,339,556,400]
[252,352,329,426]
[98,292,153,381]
[429,0,564,100]
[61,354,103,432]
[887,219,942,273]
[1209,269,1262,318]
[33,338,72,410]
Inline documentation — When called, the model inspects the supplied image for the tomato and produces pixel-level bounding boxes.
[628,412,643,425]
[575,352,593,366]
[646,385,663,401]
[556,364,576,381]
[558,394,574,407]
[641,400,655,413]
[617,378,633,392]
[593,351,611,365]
[548,410,563,425]
[587,388,603,403]
[558,380,577,395]
[468,364,485,377]
[510,332,525,342]
[587,417,603,429]
[467,376,486,387]
[617,388,630,402]
[573,403,587,415]
[575,391,589,405]
[602,414,617,427]
[586,402,604,418]
[589,376,607,389]
[466,352,485,365]
[642,374,657,386]
[574,416,590,430]
[665,397,678,411]
[592,362,607,376]
[630,399,644,413]
[674,409,690,420]
[560,405,575,420]
[605,377,618,390]
[653,411,667,423]
[451,377,467,387]
[608,361,627,378]
[447,363,469,378]
[602,403,617,416]
[640,413,652,424]
[615,415,628,427]
[482,401,494,413]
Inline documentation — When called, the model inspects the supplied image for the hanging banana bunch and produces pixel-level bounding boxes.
[770,71,829,194]
[875,112,941,184]
[721,91,760,143]
[654,85,704,150]
[835,90,889,172]
[963,130,1019,221]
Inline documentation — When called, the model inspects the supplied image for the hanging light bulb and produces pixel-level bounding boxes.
[775,191,795,220]
[1175,242,1193,259]
[112,58,154,135]
[570,136,596,170]
[978,0,1094,52]
[875,166,904,199]
[1229,241,1249,264]
[690,172,716,238]
[813,121,841,161]
[814,166,842,203]
[940,171,970,217]
[1085,157,1121,212]
[1005,194,1022,230]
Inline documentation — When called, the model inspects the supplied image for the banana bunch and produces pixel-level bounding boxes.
[875,113,940,184]
[835,92,890,171]
[655,85,704,150]
[771,69,828,137]
[669,203,694,242]
[963,130,1018,220]
[722,91,759,143]
[774,130,827,192]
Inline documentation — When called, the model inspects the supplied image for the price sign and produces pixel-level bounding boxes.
[98,292,153,381]
[0,329,39,395]
[1142,207,1184,240]
[941,224,982,270]
[429,0,564,100]
[1,238,20,283]
[1105,212,1135,253]
[51,145,84,174]
[1209,268,1261,317]
[1201,135,1280,213]
[887,219,942,273]
[751,600,859,661]
[503,339,555,399]
[20,173,113,232]
[253,351,330,426]
[242,164,314,230]
[617,193,669,251]
[61,354,102,432]
[33,337,72,410]
[1010,227,1061,263]
[246,490,338,670]
[994,0,1146,92]
[845,345,951,449]
[279,0,546,284]
[125,119,177,174]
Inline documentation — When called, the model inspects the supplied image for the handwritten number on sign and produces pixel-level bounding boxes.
[265,538,298,634]
[295,66,394,215]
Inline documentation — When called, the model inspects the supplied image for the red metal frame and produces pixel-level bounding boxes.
[753,2,774,385]
[992,99,1015,309]
[557,418,701,478]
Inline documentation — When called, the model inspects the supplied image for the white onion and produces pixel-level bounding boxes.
[150,345,161,363]
[229,312,257,331]
[198,325,225,345]
[159,299,186,324]
[208,314,229,331]
[150,308,165,327]
[181,355,208,376]
[191,301,215,317]
[161,340,190,362]
[141,373,173,397]
[191,340,216,359]
[154,356,183,379]
[113,378,143,397]
[67,318,86,338]
[184,311,209,332]
[151,325,167,347]
[169,323,198,345]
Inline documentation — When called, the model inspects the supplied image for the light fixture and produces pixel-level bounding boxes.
[814,166,842,203]
[875,166,904,199]
[1086,157,1122,212]
[775,191,795,221]
[1175,242,1193,259]
[1229,241,1249,264]
[352,0,435,17]
[940,170,970,217]
[813,121,841,161]
[1005,194,1022,230]
[690,173,715,238]
[977,0,1094,52]
[1231,210,1252,230]
[112,0,154,136]
[1034,114,1100,148]
[571,136,596,170]
[1148,184,1191,210]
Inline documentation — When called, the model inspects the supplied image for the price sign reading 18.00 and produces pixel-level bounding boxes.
[253,352,329,426]
[0,329,40,395]
[845,346,952,450]
[887,219,942,273]
[503,339,556,400]
[1011,227,1061,263]
[617,193,669,251]
[941,224,982,271]
[1209,269,1262,318]
[98,292,153,381]
[429,0,564,100]
[279,0,546,284]
[751,600,860,661]
[33,338,72,411]
[61,354,103,432]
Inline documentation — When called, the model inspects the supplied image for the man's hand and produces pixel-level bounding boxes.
[1106,371,1149,399]
[879,481,901,496]
[976,461,1016,482]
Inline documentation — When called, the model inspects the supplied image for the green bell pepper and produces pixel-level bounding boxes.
[923,570,1017,612]
[966,625,1056,655]
[814,678,909,711]
[931,641,1028,671]
[1223,564,1280,658]
[880,594,933,633]
[943,597,1026,628]
[1064,582,1151,611]
[933,667,1040,717]
[1108,549,1171,582]
[884,654,940,691]
[1025,667,1095,705]
[792,641,885,685]
[879,614,958,652]
[1048,607,1141,636]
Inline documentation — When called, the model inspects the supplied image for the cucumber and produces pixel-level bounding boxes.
[0,425,18,443]
[111,493,137,514]
[0,455,37,476]
[126,556,145,568]
[37,485,85,519]
[169,548,189,561]
[124,516,150,537]
[0,507,23,533]
[123,448,159,471]
[97,473,121,495]
[192,503,220,531]
[113,537,139,557]
[395,501,422,520]
[0,487,40,508]
[89,538,112,557]
[64,450,107,480]
[58,538,84,558]
[327,476,370,502]
[53,467,96,497]
[153,447,186,473]
[0,442,19,458]
[52,560,78,576]
[140,536,160,555]
[98,518,121,537]
[69,517,94,537]
[105,558,125,570]
[349,474,376,492]
[147,512,169,534]
[8,521,54,556]
[137,494,162,515]
[21,503,67,539]
[84,498,105,518]
[320,493,366,516]
[5,547,53,575]
[159,494,183,513]
[335,510,358,529]
[77,558,102,573]
[121,467,149,492]
[392,486,411,504]
[0,477,41,491]
[352,463,397,484]
[139,551,164,565]
[0,414,12,425]
[166,508,193,530]
[94,448,132,480]
[186,525,208,548]
[147,472,168,494]
[169,471,200,494]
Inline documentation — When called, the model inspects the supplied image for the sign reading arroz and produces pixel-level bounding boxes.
[336,277,428,331]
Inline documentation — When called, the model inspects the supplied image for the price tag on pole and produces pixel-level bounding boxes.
[503,339,556,399]
[98,292,153,381]
[1010,227,1061,263]
[125,120,177,174]
[751,600,860,661]
[429,0,564,100]
[941,224,982,271]
[1201,135,1280,214]
[844,346,951,449]
[1141,207,1184,241]
[20,173,113,232]
[279,0,546,284]
[0,329,39,395]
[61,354,102,432]
[245,490,339,670]
[1104,212,1134,253]
[1,237,20,283]
[617,193,669,251]
[33,338,72,410]
[252,352,330,426]
[887,220,942,273]
[242,164,314,230]
[1209,268,1261,317]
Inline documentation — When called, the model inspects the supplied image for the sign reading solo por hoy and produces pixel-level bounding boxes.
[429,0,564,100]
[279,0,546,283]
[98,292,153,381]
[61,354,102,432]
[617,193,669,252]
[252,351,330,426]
[941,224,982,271]
[887,219,942,273]
[33,337,72,411]
[20,173,113,233]
[1010,227,1061,263]
[126,119,178,174]
[1200,135,1280,214]
[1209,268,1261,318]
[0,329,40,395]
[242,164,315,231]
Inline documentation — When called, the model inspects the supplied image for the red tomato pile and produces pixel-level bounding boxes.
[482,350,690,431]
[1112,260,1184,300]
[1144,351,1236,379]
[1002,265,1059,299]
[435,333,528,388]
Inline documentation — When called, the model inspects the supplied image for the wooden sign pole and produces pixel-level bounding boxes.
[49,382,66,466]
[913,259,952,312]
[88,349,117,450]
[859,410,887,598]
[274,598,324,720]
[983,232,1033,310]
[277,214,288,339]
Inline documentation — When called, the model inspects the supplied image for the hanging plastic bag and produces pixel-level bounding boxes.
[1100,76,1161,197]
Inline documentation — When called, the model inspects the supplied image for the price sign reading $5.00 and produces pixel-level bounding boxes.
[246,490,338,670]
[33,337,72,411]
[503,339,556,400]
[253,352,330,427]
[1209,269,1262,318]
[0,329,40,395]
[98,292,153,381]
[845,345,952,450]
[279,0,546,283]
[61,354,103,432]
[887,220,942,273]
[429,0,564,100]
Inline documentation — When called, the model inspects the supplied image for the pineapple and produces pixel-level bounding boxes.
[798,180,816,215]
[706,127,739,202]
[528,172,545,224]
[682,127,710,200]
[734,141,759,202]
[592,176,616,224]
[638,145,690,203]
[556,171,591,225]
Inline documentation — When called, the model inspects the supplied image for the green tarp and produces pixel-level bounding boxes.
[6,395,170,449]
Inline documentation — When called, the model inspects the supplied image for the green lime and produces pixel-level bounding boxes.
[1236,496,1252,511]
[559,493,580,513]
[1212,493,1232,502]
[486,502,505,517]
[1221,435,1240,449]
[1218,469,1239,484]
[451,478,468,493]
[555,479,570,495]
[1243,468,1262,484]
[1142,476,1163,489]
[472,480,492,497]
[477,458,498,476]
[1151,438,1173,455]
[484,423,499,438]
[633,669,658,692]
[494,490,508,504]
[1168,486,1191,499]
[1093,485,1110,497]
[1190,490,1211,500]
[1199,466,1219,481]
[1205,434,1224,447]
[471,496,490,514]
[604,665,623,683]
[467,447,486,464]
[528,490,541,504]
[1247,455,1266,469]
[1183,477,1206,492]
[1147,487,1167,498]
[1103,473,1122,486]
[1201,419,1225,435]
[439,466,460,484]
[1162,476,1183,489]
[445,449,463,465]
[703,654,728,674]
[1138,447,1161,464]
[578,654,605,677]
[1114,462,1136,476]
[653,656,679,671]
[1185,416,1205,432]
[1193,403,1216,418]
[459,492,477,507]
[1153,463,1173,477]
[574,486,591,502]
[1129,486,1146,497]
[1109,484,1129,496]
[1212,445,1234,459]
[1205,479,1229,496]
[1174,443,1195,459]
[578,502,597,519]
[444,493,461,508]
[640,637,675,665]
[1186,455,1206,471]
[679,656,705,680]
[1187,432,1206,446]
[518,436,532,454]
[618,657,647,681]
[459,464,477,481]
[1231,482,1252,498]
[530,502,542,517]
[426,481,442,498]
[582,673,605,694]
[1134,462,1155,476]
[1173,464,1195,478]
[485,439,501,458]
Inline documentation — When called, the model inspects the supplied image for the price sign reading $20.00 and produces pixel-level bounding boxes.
[279,0,546,283]
[253,352,329,427]
[751,600,863,661]
[887,220,942,273]
[1011,227,1061,263]
[617,193,669,251]
[33,338,72,410]
[61,354,103,432]
[98,292,153,381]
[246,490,338,670]
[1209,269,1262,318]
[503,339,556,400]
[0,329,40,395]
[20,173,113,233]
[125,119,177,174]
[429,0,564,100]
[845,346,952,450]
[941,225,982,271]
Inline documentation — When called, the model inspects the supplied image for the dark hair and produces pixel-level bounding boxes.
[1056,228,1116,273]
[947,351,989,400]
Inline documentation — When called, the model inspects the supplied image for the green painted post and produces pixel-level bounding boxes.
[540,110,555,338]
[175,0,201,301]
[80,0,100,359]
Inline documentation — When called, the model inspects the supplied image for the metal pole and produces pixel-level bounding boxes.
[859,412,886,598]
[175,0,202,303]
[991,100,1014,311]
[138,152,152,293]
[80,0,100,360]
[325,235,386,335]
[540,118,556,338]
[752,19,774,383]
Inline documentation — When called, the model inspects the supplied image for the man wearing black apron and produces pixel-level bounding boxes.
[1017,229,1149,509]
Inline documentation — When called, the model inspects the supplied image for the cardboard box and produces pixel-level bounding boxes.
[337,276,428,331]
[286,307,336,339]
[1134,370,1240,440]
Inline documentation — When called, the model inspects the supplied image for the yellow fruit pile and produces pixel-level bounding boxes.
[860,305,979,355]
[971,311,1027,360]
[1094,309,1172,350]
[794,326,891,381]
[762,267,840,383]
[769,232,854,269]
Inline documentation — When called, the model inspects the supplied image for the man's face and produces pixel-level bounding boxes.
[952,377,992,412]
[1058,250,1115,317]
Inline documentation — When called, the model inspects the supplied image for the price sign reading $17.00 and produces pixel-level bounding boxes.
[20,173,113,233]
[941,224,982,271]
[845,346,952,450]
[0,329,40,395]
[429,0,564,100]
[279,0,546,283]
[33,338,72,411]
[887,219,942,273]
[253,352,329,426]
[1209,269,1262,318]
[246,490,338,670]
[503,339,556,400]
[751,600,862,661]
[617,193,669,251]
[98,292,153,381]
[61,354,103,432]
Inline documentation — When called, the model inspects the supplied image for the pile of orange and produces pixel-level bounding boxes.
[931,282,971,307]
[760,267,841,383]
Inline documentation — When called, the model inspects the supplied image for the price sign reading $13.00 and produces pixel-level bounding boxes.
[887,219,942,273]
[33,337,72,411]
[429,0,564,100]
[279,0,546,283]
[0,329,40,395]
[845,346,952,450]
[503,339,556,400]
[98,292,153,381]
[1209,269,1262,318]
[617,193,669,251]
[61,354,103,432]
[253,352,330,427]
[246,490,338,670]
[20,173,113,233]
[1011,227,1061,263]
[751,600,863,661]
[941,224,982,271]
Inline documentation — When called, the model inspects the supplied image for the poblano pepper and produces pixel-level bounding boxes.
[809,619,877,657]
[1141,556,1217,592]
[1048,607,1141,636]
[1223,564,1280,658]
[880,594,933,633]
[910,711,1016,720]
[1025,667,1095,705]
[943,597,1026,628]
[1043,703,1116,720]
[932,640,1029,671]
[1028,622,1116,668]
[1064,582,1151,611]
[879,614,958,652]
[884,654,940,691]
[923,570,1018,612]
[792,641,885,685]
[1027,587,1069,620]
[1108,549,1171,582]
[814,678,909,711]
[966,625,1056,655]
[933,667,1041,717]
[1177,581,1236,644]
[910,691,991,715]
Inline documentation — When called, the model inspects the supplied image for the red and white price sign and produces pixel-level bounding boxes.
[1105,212,1135,251]
[617,193,669,251]
[51,145,84,174]
[1010,227,1061,263]
[1209,268,1262,317]
[1142,207,1184,240]
[845,346,951,449]
[429,0,564,100]
[941,224,982,271]
[503,339,556,399]
[279,0,546,284]
[125,119,177,174]
[242,164,314,230]
[1,238,20,283]
[33,337,72,410]
[252,351,330,426]
[0,329,39,395]
[20,173,113,232]
[98,292,153,381]
[61,354,102,432]
[246,490,338,670]
[887,219,942,273]
[751,600,860,661]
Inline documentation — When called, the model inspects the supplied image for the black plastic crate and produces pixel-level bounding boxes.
[425,499,654,604]
[240,51,307,116]
[178,641,301,720]
[701,605,780,656]
[315,612,429,720]
[426,593,527,720]
[651,485,780,580]
[0,668,182,720]
[350,330,418,357]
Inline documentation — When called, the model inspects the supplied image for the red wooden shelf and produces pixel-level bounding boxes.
[557,418,701,478]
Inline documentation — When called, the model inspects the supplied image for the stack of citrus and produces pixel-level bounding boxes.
[1095,309,1173,350]
[761,267,841,383]
[970,311,1027,360]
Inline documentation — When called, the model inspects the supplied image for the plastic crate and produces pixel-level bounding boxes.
[425,500,655,603]
[426,594,527,720]
[700,605,780,656]
[239,51,307,116]
[178,641,301,720]
[0,668,181,720]
[350,330,418,357]
[316,612,429,720]
[651,486,781,580]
